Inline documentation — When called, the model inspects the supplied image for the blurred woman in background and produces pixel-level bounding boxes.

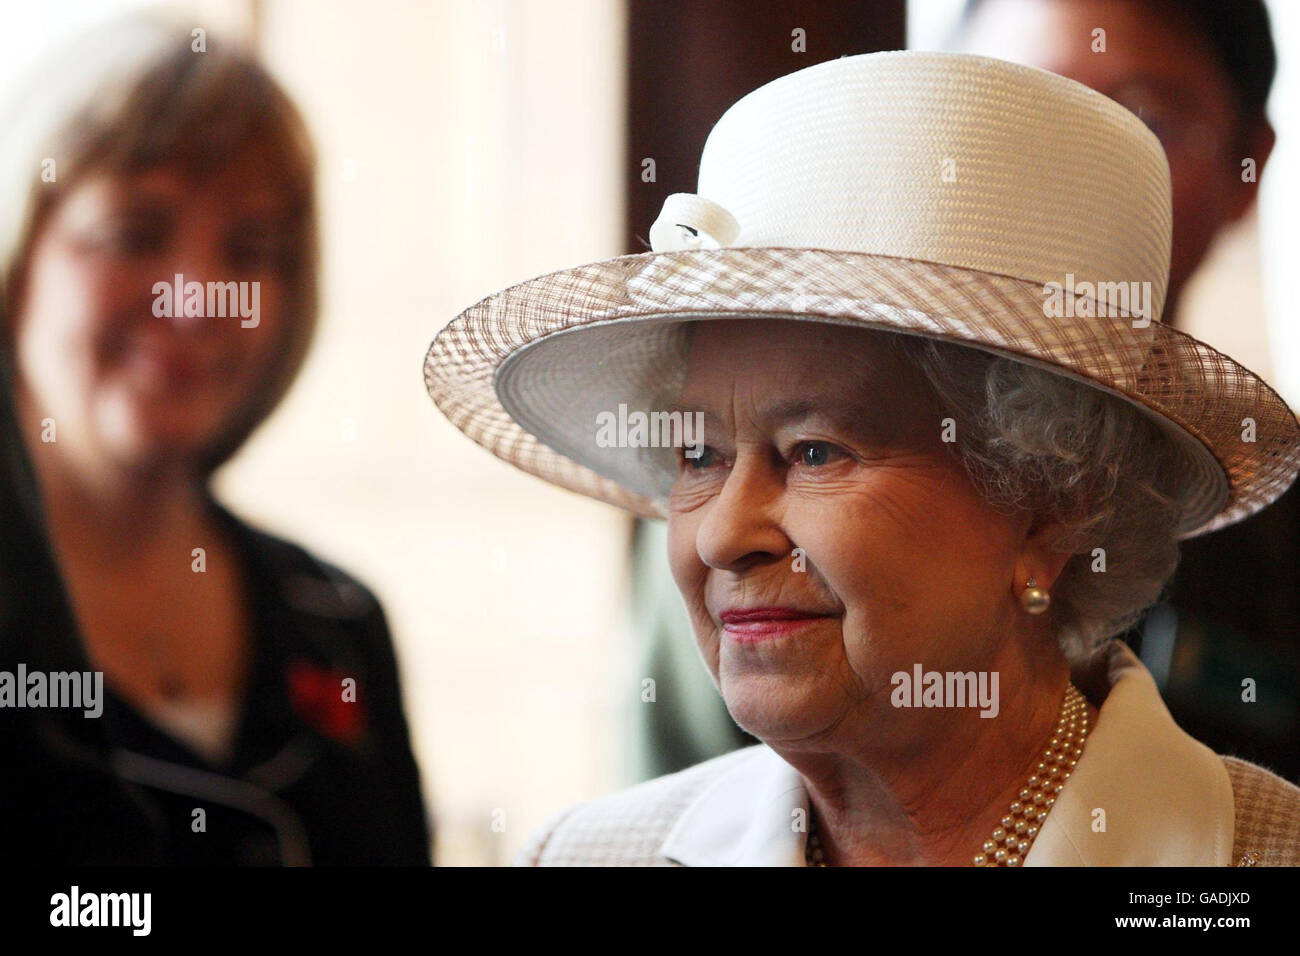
[0,18,429,864]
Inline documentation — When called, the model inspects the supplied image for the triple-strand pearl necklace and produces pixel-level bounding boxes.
[805,683,1091,867]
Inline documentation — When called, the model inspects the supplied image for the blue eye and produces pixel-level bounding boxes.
[682,445,720,469]
[796,442,836,467]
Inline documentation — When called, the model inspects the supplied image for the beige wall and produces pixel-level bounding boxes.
[214,0,632,865]
[1262,0,1300,408]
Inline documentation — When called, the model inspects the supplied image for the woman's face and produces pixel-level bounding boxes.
[667,320,1031,747]
[13,153,293,475]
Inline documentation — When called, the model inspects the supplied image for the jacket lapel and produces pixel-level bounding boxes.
[1025,641,1234,866]
[661,745,807,866]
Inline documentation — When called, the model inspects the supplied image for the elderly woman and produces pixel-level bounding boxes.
[0,20,429,864]
[425,51,1300,866]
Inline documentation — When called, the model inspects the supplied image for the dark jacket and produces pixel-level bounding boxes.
[0,371,431,865]
[0,502,431,868]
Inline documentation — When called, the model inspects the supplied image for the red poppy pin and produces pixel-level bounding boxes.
[287,660,366,746]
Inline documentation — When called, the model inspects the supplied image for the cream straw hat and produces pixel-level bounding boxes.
[424,50,1299,537]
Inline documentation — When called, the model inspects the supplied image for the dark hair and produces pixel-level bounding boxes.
[960,0,1276,115]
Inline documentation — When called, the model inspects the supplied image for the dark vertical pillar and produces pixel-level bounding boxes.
[625,0,906,251]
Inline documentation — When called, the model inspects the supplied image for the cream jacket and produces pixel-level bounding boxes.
[516,641,1300,866]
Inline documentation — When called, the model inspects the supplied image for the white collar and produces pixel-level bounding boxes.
[660,641,1234,866]
[660,745,807,866]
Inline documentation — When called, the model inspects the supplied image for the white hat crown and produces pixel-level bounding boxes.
[651,51,1172,322]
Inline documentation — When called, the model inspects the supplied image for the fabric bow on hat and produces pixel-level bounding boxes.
[648,194,741,252]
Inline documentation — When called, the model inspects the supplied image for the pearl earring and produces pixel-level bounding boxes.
[1020,577,1050,615]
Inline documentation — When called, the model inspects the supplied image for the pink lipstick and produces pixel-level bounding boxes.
[719,607,831,643]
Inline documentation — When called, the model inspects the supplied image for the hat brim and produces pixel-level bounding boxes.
[424,247,1300,538]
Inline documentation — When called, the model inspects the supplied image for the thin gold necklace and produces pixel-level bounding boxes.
[805,683,1091,867]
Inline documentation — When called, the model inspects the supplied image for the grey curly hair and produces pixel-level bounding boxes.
[888,333,1203,662]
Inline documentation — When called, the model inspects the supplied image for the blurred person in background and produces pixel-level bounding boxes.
[630,0,1300,785]
[957,0,1299,780]
[0,18,429,864]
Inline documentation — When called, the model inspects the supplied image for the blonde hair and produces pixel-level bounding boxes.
[0,16,319,474]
